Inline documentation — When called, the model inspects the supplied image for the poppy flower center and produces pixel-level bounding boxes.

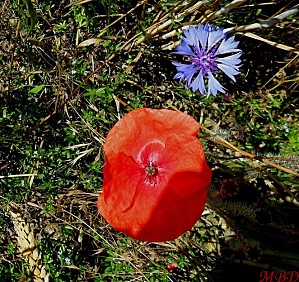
[145,162,158,176]
[136,140,165,186]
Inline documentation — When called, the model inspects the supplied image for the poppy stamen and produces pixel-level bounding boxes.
[145,162,158,176]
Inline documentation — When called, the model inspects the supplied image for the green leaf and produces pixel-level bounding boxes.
[22,0,38,38]
[29,85,45,94]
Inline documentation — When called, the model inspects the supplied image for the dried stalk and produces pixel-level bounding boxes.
[9,208,48,282]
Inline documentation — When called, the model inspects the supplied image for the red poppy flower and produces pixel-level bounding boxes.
[97,108,212,242]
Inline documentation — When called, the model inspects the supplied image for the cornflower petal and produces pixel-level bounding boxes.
[206,23,215,32]
[207,29,226,51]
[190,71,206,94]
[207,72,226,97]
[173,39,196,57]
[196,24,208,50]
[183,25,199,49]
[217,36,240,55]
[172,62,197,87]
[217,63,240,82]
[173,72,184,81]
[216,53,242,67]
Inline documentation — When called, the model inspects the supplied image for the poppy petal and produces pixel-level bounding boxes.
[99,152,142,213]
[104,108,200,158]
[161,135,212,197]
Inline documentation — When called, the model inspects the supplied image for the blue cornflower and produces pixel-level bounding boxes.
[172,23,242,97]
